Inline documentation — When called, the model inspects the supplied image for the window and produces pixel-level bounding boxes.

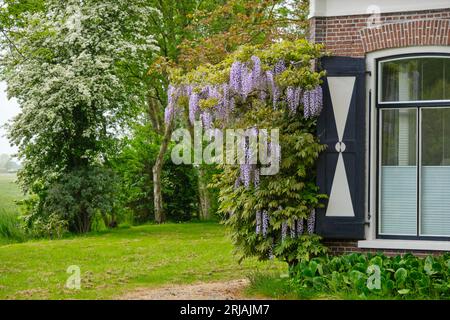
[380,56,450,102]
[378,55,450,238]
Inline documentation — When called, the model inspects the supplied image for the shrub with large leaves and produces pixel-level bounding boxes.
[290,253,450,299]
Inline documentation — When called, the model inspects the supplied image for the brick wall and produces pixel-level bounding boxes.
[312,7,450,256]
[323,240,443,258]
[310,8,450,57]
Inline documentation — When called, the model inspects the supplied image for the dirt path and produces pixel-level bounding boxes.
[120,279,252,300]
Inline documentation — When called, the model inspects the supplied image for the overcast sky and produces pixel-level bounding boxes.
[0,81,19,155]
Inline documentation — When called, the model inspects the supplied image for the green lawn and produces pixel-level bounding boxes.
[0,174,22,212]
[0,174,24,245]
[0,222,284,299]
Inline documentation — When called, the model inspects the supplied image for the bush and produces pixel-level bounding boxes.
[289,253,450,299]
[20,166,120,234]
[25,213,68,239]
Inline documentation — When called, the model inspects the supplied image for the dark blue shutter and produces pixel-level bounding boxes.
[316,56,366,239]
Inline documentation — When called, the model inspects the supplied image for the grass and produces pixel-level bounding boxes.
[0,174,24,244]
[0,222,284,299]
[0,174,22,211]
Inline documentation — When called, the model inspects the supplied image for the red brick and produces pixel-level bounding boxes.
[309,8,450,57]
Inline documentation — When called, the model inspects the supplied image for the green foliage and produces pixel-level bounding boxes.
[193,40,328,264]
[0,0,160,234]
[289,253,450,299]
[20,166,119,234]
[113,124,199,222]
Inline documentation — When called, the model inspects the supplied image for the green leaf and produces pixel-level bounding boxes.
[394,268,408,283]
[398,289,410,295]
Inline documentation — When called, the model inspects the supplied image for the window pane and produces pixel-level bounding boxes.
[421,108,450,236]
[380,109,417,235]
[380,57,450,102]
[446,60,450,100]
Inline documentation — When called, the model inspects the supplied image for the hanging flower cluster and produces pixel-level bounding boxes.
[166,55,323,127]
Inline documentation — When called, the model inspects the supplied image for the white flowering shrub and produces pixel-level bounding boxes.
[0,0,160,233]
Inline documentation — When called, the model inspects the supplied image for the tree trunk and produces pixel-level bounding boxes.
[153,119,174,224]
[197,166,211,220]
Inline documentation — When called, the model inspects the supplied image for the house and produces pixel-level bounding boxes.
[310,0,450,255]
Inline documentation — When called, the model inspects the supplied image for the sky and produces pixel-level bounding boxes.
[0,81,19,155]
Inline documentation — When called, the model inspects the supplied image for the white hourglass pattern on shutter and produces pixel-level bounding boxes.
[325,76,356,217]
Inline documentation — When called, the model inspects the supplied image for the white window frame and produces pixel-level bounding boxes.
[362,46,450,248]
[377,55,450,105]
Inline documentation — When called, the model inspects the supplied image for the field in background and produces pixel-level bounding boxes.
[0,222,284,299]
[0,174,21,211]
[0,174,23,244]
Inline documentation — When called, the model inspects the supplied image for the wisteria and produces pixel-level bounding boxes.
[256,210,262,235]
[230,61,244,93]
[297,218,304,236]
[200,111,213,129]
[240,164,251,188]
[189,92,199,124]
[268,244,274,260]
[290,222,296,238]
[165,55,323,129]
[164,106,175,124]
[281,220,288,242]
[164,54,324,243]
[253,168,260,188]
[307,209,316,235]
[303,86,323,119]
[262,210,269,237]
[274,59,286,75]
[266,71,279,109]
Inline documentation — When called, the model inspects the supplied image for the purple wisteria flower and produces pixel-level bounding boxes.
[287,87,303,114]
[242,70,253,99]
[307,209,316,234]
[256,210,262,235]
[274,59,286,75]
[234,176,241,189]
[281,220,288,242]
[262,210,269,237]
[230,61,244,92]
[303,86,323,119]
[201,111,213,128]
[266,70,279,109]
[297,218,304,236]
[189,92,199,124]
[240,164,251,188]
[268,244,274,260]
[253,168,260,188]
[303,90,311,119]
[164,106,174,124]
[251,56,262,81]
[286,87,296,113]
[290,222,296,238]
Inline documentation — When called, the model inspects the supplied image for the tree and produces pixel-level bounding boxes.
[182,0,312,221]
[112,123,198,223]
[144,0,223,223]
[0,0,159,232]
[167,40,328,265]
